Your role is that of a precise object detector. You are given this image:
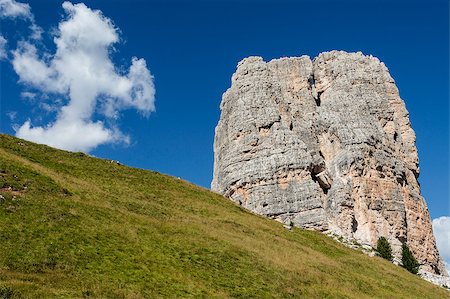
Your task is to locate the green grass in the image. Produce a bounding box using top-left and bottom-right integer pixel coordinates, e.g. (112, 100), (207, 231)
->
(0, 134), (448, 298)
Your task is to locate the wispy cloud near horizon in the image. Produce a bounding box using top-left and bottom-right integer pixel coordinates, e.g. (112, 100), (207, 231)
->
(432, 216), (450, 274)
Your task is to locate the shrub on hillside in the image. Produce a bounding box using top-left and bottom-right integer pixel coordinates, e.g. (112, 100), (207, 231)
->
(376, 236), (393, 261)
(401, 243), (420, 274)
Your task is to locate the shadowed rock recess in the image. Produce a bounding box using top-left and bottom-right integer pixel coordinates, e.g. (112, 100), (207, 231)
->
(211, 51), (447, 275)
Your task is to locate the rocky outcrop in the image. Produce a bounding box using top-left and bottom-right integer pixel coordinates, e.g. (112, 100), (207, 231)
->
(212, 51), (447, 275)
(420, 270), (450, 289)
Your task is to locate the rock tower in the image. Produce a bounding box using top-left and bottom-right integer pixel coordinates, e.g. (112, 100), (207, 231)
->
(212, 51), (446, 275)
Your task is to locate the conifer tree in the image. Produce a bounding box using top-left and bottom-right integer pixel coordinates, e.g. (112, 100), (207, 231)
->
(376, 236), (393, 261)
(401, 243), (420, 274)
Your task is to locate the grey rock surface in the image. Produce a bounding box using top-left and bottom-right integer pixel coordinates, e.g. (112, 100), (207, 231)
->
(420, 270), (450, 289)
(212, 51), (447, 275)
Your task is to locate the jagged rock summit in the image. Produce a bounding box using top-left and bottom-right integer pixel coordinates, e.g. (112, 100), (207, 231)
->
(212, 50), (447, 276)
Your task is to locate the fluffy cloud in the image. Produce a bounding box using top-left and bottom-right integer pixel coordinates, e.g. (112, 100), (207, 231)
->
(0, 0), (31, 19)
(0, 35), (6, 59)
(432, 216), (450, 273)
(12, 42), (62, 92)
(12, 2), (155, 152)
(16, 119), (119, 152)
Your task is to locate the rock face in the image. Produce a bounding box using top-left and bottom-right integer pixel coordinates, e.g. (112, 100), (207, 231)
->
(212, 51), (447, 275)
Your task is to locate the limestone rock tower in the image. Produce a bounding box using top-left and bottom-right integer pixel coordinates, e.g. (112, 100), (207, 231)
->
(212, 51), (446, 275)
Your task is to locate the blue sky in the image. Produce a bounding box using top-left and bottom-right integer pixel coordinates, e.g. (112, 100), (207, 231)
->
(0, 0), (449, 264)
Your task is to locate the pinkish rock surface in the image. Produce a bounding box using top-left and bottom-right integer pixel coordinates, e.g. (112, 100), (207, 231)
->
(212, 51), (447, 275)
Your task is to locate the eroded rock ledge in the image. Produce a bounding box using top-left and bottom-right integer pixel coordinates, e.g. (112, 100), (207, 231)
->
(212, 51), (447, 276)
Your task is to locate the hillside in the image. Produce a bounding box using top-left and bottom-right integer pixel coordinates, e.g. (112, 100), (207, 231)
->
(0, 134), (448, 298)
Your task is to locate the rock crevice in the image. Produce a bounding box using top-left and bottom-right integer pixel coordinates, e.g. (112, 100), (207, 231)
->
(212, 51), (446, 275)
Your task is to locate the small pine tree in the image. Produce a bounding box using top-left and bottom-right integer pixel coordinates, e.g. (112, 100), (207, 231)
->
(401, 243), (420, 274)
(376, 236), (393, 261)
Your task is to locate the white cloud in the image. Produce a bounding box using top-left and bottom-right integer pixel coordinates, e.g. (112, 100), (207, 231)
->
(445, 262), (450, 275)
(0, 0), (41, 39)
(0, 35), (6, 59)
(29, 22), (42, 40)
(12, 1), (155, 152)
(20, 91), (37, 100)
(0, 0), (31, 19)
(432, 216), (450, 273)
(12, 42), (64, 92)
(16, 119), (116, 152)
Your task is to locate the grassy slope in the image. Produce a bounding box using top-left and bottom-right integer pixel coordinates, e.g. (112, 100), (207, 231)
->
(0, 134), (448, 299)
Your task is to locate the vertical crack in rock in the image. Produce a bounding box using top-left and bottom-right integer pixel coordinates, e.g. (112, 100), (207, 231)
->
(211, 51), (447, 276)
(309, 74), (321, 107)
(352, 216), (358, 233)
